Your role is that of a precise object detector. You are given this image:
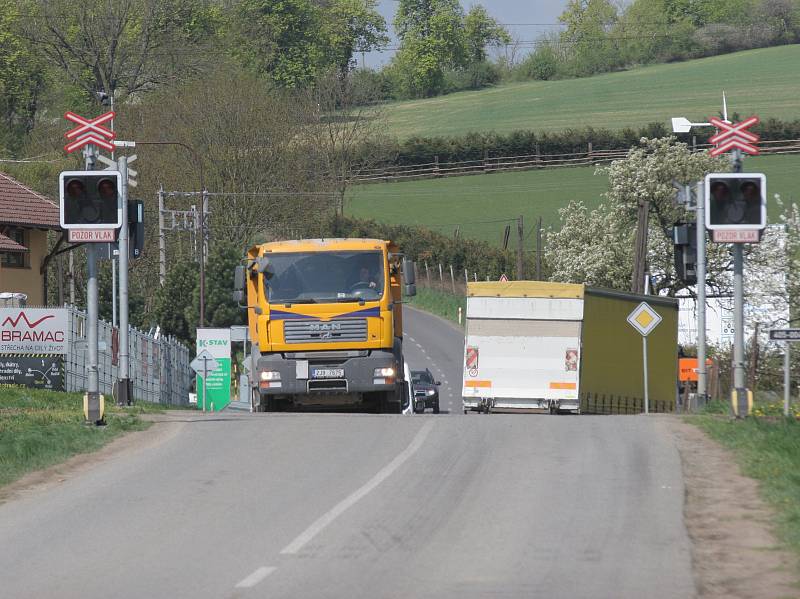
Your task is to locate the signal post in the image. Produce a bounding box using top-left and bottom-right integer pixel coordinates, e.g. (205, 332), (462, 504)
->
(61, 111), (122, 423)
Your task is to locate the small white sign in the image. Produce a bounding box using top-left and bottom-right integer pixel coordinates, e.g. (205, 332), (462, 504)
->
(627, 302), (662, 337)
(712, 229), (760, 243)
(190, 349), (220, 375)
(68, 229), (117, 243)
(0, 308), (68, 354)
(196, 328), (231, 359)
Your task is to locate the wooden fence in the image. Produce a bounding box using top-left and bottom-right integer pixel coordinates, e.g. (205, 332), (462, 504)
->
(352, 138), (800, 184)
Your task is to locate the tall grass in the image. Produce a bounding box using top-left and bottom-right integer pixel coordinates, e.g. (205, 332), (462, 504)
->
(0, 388), (166, 488)
(406, 286), (466, 327)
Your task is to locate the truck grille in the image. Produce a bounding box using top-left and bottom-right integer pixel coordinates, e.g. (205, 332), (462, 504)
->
(284, 319), (368, 344)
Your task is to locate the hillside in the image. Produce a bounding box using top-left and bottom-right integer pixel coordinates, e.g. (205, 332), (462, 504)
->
(378, 46), (800, 139)
(346, 154), (800, 245)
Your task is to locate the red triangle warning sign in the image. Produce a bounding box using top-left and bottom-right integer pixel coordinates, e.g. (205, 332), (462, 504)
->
(499, 273), (509, 282)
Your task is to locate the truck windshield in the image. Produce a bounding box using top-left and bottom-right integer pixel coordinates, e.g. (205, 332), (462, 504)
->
(265, 251), (385, 304)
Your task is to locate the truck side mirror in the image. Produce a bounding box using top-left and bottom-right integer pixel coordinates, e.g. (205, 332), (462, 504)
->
(234, 265), (246, 292)
(403, 258), (416, 285)
(233, 265), (247, 306)
(404, 283), (417, 297)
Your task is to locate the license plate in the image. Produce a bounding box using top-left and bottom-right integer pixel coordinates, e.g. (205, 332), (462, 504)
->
(312, 368), (344, 379)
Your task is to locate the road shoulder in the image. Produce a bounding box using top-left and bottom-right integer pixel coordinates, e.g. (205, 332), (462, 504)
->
(664, 417), (799, 599)
(0, 415), (186, 506)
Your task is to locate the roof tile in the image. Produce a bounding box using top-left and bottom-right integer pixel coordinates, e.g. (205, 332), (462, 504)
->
(0, 171), (60, 229)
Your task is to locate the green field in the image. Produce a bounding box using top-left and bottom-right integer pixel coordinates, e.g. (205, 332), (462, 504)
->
(346, 154), (800, 245)
(378, 46), (800, 139)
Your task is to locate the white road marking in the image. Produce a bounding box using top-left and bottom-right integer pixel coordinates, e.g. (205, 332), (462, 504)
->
(235, 566), (277, 588)
(407, 336), (416, 343)
(280, 421), (436, 555)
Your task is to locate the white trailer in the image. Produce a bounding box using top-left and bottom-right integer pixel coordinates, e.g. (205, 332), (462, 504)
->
(462, 281), (678, 415)
(463, 282), (582, 413)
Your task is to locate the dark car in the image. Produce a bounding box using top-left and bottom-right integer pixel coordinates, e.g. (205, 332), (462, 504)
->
(411, 369), (441, 414)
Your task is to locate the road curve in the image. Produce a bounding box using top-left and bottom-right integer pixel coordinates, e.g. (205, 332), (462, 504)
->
(0, 308), (696, 598)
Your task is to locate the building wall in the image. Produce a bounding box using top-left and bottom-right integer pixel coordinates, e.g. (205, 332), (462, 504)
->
(0, 229), (48, 305)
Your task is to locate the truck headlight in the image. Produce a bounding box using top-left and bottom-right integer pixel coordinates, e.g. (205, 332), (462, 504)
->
(426, 389), (436, 396)
(260, 371), (281, 381)
(374, 367), (395, 377)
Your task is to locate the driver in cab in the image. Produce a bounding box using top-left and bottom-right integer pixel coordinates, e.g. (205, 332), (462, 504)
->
(357, 266), (378, 289)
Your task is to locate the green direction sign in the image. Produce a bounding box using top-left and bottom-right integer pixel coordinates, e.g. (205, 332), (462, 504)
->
(196, 328), (231, 412)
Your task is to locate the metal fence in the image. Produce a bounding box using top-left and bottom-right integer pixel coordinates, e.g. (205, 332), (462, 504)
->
(63, 306), (191, 405)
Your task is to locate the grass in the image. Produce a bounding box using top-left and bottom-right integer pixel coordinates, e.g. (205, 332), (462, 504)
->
(0, 388), (170, 489)
(691, 407), (800, 559)
(406, 287), (465, 327)
(347, 153), (800, 245)
(378, 46), (800, 139)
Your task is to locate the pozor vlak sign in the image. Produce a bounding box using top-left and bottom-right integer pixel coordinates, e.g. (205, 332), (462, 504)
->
(195, 328), (231, 411)
(0, 308), (68, 354)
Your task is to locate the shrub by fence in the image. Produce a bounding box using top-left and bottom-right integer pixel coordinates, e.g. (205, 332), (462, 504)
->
(351, 118), (800, 181)
(328, 216), (541, 281)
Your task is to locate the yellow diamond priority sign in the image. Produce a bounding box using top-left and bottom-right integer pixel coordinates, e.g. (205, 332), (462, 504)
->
(627, 302), (662, 337)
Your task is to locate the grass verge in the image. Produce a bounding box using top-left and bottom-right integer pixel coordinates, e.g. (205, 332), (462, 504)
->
(0, 388), (170, 489)
(690, 403), (800, 559)
(406, 287), (465, 327)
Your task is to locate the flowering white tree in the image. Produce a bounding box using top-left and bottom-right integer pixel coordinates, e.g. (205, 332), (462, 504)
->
(547, 137), (733, 296)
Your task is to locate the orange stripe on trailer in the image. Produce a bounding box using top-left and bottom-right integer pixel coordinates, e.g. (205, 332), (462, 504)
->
(549, 382), (577, 390)
(464, 380), (492, 388)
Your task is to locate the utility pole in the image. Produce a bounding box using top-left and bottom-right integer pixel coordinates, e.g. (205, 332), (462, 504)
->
(117, 154), (131, 405)
(731, 149), (746, 394)
(83, 144), (102, 424)
(158, 186), (166, 286)
(199, 189), (208, 326)
(631, 199), (650, 294)
(695, 181), (708, 403)
(516, 215), (524, 280)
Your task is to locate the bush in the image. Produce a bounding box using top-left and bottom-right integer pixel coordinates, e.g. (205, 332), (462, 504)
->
(519, 46), (561, 81)
(326, 215), (538, 280)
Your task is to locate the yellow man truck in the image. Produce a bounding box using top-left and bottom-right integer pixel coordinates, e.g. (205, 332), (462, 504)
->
(233, 238), (416, 413)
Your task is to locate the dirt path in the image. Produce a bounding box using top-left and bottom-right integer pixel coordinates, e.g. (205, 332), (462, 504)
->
(664, 417), (799, 599)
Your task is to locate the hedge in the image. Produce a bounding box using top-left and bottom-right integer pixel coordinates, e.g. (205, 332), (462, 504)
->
(357, 118), (800, 169)
(327, 216), (540, 281)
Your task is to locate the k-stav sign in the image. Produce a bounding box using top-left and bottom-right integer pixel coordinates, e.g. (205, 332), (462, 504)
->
(0, 308), (68, 354)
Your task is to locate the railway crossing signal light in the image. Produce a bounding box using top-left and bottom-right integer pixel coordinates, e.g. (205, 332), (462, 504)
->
(59, 170), (123, 229)
(673, 223), (697, 285)
(704, 173), (766, 230)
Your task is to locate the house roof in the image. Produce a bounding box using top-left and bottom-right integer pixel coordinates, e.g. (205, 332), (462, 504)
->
(0, 233), (28, 252)
(0, 171), (61, 229)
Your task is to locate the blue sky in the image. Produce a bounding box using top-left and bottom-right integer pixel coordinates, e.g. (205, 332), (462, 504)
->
(362, 0), (571, 67)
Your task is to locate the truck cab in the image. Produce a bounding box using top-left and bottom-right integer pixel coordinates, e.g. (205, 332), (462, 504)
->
(233, 238), (416, 413)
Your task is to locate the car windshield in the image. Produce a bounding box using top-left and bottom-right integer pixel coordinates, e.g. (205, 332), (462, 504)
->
(412, 371), (433, 384)
(265, 250), (384, 304)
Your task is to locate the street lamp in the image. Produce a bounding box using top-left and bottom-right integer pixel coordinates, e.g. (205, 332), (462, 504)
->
(671, 117), (711, 134)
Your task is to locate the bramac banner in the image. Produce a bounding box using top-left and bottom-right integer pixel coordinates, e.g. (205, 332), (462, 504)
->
(0, 308), (68, 354)
(196, 328), (231, 412)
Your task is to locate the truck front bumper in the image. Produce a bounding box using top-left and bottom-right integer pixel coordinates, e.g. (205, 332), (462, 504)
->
(256, 350), (399, 395)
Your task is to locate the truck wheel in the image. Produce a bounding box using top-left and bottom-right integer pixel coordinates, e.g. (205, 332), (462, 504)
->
(433, 401), (440, 414)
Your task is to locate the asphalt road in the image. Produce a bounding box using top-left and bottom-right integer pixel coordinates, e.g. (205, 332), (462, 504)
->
(0, 309), (696, 599)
